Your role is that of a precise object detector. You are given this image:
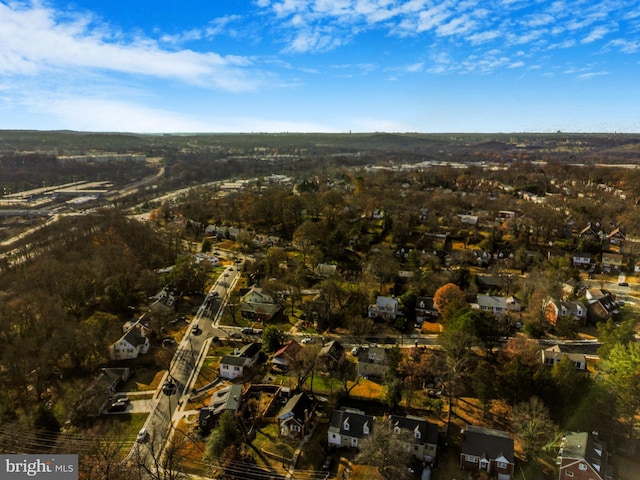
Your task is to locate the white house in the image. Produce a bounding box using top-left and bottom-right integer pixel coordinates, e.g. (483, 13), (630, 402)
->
(219, 343), (262, 380)
(328, 408), (374, 449)
(476, 295), (507, 315)
(368, 296), (399, 320)
(540, 345), (586, 370)
(109, 322), (150, 361)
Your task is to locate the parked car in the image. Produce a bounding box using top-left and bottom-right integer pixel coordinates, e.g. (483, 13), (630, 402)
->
(162, 337), (176, 347)
(351, 346), (359, 355)
(136, 427), (148, 443)
(108, 401), (128, 413)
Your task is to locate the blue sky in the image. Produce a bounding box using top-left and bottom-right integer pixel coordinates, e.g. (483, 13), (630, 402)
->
(1, 0), (639, 133)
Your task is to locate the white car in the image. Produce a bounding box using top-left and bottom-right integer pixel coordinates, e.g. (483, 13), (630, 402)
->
(301, 337), (313, 344)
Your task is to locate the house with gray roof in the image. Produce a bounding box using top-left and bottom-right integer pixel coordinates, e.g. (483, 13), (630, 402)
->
(240, 286), (281, 322)
(368, 295), (399, 320)
(199, 383), (244, 432)
(278, 392), (316, 439)
(328, 408), (374, 449)
(541, 345), (587, 370)
(356, 346), (387, 378)
(389, 415), (439, 463)
(219, 342), (262, 379)
(460, 425), (514, 480)
(544, 299), (587, 327)
(109, 321), (150, 361)
(557, 431), (613, 480)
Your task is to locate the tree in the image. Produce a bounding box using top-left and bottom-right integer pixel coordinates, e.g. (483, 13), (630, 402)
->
(334, 357), (361, 396)
(549, 356), (591, 425)
(261, 326), (283, 353)
(598, 341), (640, 438)
(472, 360), (496, 418)
(168, 255), (211, 293)
(205, 411), (241, 461)
(597, 318), (638, 359)
(367, 244), (399, 289)
(355, 424), (414, 480)
(385, 378), (404, 409)
(292, 220), (323, 265)
(433, 283), (466, 323)
(511, 396), (557, 460)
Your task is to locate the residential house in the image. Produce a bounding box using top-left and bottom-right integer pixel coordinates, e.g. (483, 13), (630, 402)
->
(572, 252), (593, 269)
(601, 252), (623, 272)
(240, 286), (281, 322)
(415, 297), (439, 323)
(579, 223), (601, 241)
(149, 287), (179, 313)
(540, 345), (587, 370)
(474, 275), (507, 293)
(77, 368), (131, 416)
(271, 340), (302, 371)
(586, 292), (620, 324)
(219, 343), (262, 380)
(109, 321), (150, 361)
(457, 214), (479, 226)
(199, 384), (243, 432)
(607, 227), (625, 247)
(460, 425), (515, 480)
(315, 263), (337, 278)
(389, 415), (439, 464)
(328, 408), (374, 449)
(476, 295), (507, 316)
(357, 346), (387, 378)
(368, 296), (399, 320)
(557, 431), (613, 480)
(278, 392), (316, 439)
(318, 340), (345, 371)
(505, 296), (522, 312)
(544, 299), (587, 327)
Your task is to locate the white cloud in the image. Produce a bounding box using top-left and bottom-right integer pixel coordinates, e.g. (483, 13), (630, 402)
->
(607, 38), (640, 53)
(582, 25), (609, 43)
(468, 30), (501, 44)
(436, 15), (476, 37)
(577, 71), (609, 79)
(0, 2), (262, 92)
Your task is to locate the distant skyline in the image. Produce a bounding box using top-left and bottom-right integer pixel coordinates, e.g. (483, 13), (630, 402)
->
(1, 0), (639, 133)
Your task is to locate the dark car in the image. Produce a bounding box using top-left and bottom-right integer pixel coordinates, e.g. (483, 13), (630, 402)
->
(192, 324), (202, 335)
(108, 401), (128, 413)
(241, 327), (254, 334)
(230, 332), (243, 339)
(162, 337), (176, 347)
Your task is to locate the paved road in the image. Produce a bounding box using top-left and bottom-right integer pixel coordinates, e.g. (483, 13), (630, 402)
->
(130, 257), (245, 476)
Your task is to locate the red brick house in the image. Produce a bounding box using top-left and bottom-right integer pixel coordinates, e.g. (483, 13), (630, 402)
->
(557, 431), (613, 480)
(460, 425), (515, 480)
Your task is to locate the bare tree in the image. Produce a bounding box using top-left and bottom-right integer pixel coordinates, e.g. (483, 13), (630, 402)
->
(511, 396), (557, 461)
(355, 424), (414, 480)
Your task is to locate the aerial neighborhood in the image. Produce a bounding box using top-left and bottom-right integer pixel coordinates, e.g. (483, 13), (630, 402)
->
(0, 132), (639, 480)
